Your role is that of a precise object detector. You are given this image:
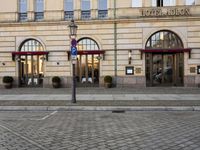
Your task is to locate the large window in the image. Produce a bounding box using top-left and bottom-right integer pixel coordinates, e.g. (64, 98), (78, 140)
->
(185, 0), (195, 5)
(64, 0), (74, 20)
(19, 0), (27, 21)
(132, 0), (142, 7)
(19, 39), (44, 87)
(77, 38), (100, 85)
(146, 30), (183, 49)
(78, 38), (99, 51)
(35, 0), (44, 21)
(81, 0), (90, 19)
(152, 0), (176, 7)
(98, 0), (107, 19)
(21, 40), (43, 52)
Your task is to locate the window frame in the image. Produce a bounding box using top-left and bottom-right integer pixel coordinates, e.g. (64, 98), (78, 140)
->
(19, 0), (28, 21)
(152, 0), (176, 7)
(185, 0), (195, 5)
(35, 0), (44, 21)
(132, 0), (142, 8)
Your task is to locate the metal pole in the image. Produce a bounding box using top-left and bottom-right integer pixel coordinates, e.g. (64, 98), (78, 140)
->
(72, 60), (76, 103)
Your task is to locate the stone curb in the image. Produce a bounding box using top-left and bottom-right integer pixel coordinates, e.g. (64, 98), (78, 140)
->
(0, 94), (200, 101)
(0, 106), (200, 111)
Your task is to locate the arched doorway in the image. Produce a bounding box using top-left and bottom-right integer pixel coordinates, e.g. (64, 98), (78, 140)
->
(18, 39), (45, 87)
(145, 30), (184, 86)
(76, 38), (101, 86)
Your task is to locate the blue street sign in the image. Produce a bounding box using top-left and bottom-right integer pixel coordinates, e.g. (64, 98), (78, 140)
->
(71, 46), (77, 56)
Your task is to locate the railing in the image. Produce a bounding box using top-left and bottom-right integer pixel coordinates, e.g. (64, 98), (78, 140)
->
(64, 11), (74, 20)
(81, 11), (91, 20)
(19, 13), (27, 21)
(98, 10), (108, 19)
(35, 12), (44, 21)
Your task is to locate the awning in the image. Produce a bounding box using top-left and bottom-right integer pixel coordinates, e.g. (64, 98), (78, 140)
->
(139, 48), (191, 53)
(67, 50), (105, 55)
(139, 48), (192, 59)
(12, 51), (49, 61)
(67, 50), (105, 60)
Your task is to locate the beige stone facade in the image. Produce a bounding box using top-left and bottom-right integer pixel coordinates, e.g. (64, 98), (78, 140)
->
(0, 0), (200, 88)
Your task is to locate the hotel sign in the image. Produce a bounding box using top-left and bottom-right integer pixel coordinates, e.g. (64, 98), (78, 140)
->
(141, 8), (190, 17)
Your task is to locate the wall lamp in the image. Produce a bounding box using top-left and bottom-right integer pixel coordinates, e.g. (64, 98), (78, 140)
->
(128, 50), (132, 65)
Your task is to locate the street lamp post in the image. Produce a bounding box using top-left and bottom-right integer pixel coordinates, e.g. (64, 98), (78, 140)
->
(69, 20), (78, 103)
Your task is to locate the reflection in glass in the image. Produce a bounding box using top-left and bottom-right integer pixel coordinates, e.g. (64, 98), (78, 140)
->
(146, 31), (183, 49)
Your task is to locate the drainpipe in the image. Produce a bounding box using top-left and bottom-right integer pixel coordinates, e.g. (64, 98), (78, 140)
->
(114, 0), (117, 87)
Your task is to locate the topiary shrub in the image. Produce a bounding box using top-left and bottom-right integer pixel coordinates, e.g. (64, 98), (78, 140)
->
(3, 76), (14, 83)
(104, 75), (112, 88)
(52, 76), (61, 88)
(2, 76), (14, 89)
(104, 75), (112, 83)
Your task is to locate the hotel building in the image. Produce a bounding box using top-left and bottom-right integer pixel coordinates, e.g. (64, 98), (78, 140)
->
(0, 0), (200, 88)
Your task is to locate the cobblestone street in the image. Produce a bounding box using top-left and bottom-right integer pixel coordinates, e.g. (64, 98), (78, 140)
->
(0, 111), (200, 150)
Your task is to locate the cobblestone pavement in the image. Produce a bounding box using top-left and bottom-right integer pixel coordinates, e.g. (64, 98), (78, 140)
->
(0, 111), (200, 150)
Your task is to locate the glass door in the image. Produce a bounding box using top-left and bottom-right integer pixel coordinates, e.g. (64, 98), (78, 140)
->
(76, 54), (99, 86)
(19, 55), (44, 87)
(146, 53), (184, 86)
(152, 54), (163, 86)
(163, 54), (173, 85)
(152, 54), (174, 86)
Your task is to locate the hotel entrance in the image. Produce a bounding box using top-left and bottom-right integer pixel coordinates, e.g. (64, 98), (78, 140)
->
(144, 30), (185, 87)
(146, 53), (184, 86)
(14, 39), (47, 87)
(76, 54), (100, 86)
(76, 38), (103, 86)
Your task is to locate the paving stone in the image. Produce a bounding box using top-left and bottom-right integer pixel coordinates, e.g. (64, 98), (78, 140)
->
(0, 111), (200, 149)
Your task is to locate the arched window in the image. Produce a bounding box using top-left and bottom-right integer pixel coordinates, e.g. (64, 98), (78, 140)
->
(20, 39), (44, 52)
(77, 38), (99, 51)
(146, 30), (183, 49)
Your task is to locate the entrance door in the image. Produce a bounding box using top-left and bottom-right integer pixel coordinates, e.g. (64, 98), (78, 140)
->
(20, 55), (44, 87)
(152, 54), (173, 86)
(76, 54), (99, 86)
(146, 53), (183, 86)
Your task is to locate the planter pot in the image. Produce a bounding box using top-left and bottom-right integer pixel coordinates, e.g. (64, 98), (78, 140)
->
(52, 82), (60, 88)
(104, 82), (112, 88)
(4, 83), (12, 89)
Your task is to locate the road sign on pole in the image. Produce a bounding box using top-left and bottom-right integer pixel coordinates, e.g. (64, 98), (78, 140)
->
(71, 39), (77, 47)
(71, 46), (77, 61)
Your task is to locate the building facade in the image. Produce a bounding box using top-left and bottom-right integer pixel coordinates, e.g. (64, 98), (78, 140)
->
(0, 0), (200, 88)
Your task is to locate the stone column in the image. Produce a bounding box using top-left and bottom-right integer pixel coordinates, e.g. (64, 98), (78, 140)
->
(91, 0), (98, 19)
(108, 0), (114, 19)
(27, 0), (34, 21)
(177, 0), (185, 5)
(144, 0), (152, 7)
(74, 0), (81, 20)
(195, 0), (200, 5)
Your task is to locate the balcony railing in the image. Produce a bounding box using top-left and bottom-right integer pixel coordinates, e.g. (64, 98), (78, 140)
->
(81, 11), (91, 20)
(98, 10), (108, 19)
(19, 13), (27, 21)
(64, 11), (74, 20)
(35, 12), (44, 21)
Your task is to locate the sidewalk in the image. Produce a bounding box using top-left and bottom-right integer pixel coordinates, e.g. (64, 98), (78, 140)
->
(0, 87), (200, 111)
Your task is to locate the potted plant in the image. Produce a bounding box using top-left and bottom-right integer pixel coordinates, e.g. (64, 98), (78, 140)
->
(52, 76), (61, 88)
(104, 75), (112, 88)
(2, 76), (14, 89)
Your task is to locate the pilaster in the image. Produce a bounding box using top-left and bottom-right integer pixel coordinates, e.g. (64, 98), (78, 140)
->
(74, 0), (81, 20)
(91, 0), (98, 19)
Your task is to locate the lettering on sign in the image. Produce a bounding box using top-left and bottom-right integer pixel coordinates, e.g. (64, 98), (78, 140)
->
(141, 8), (190, 17)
